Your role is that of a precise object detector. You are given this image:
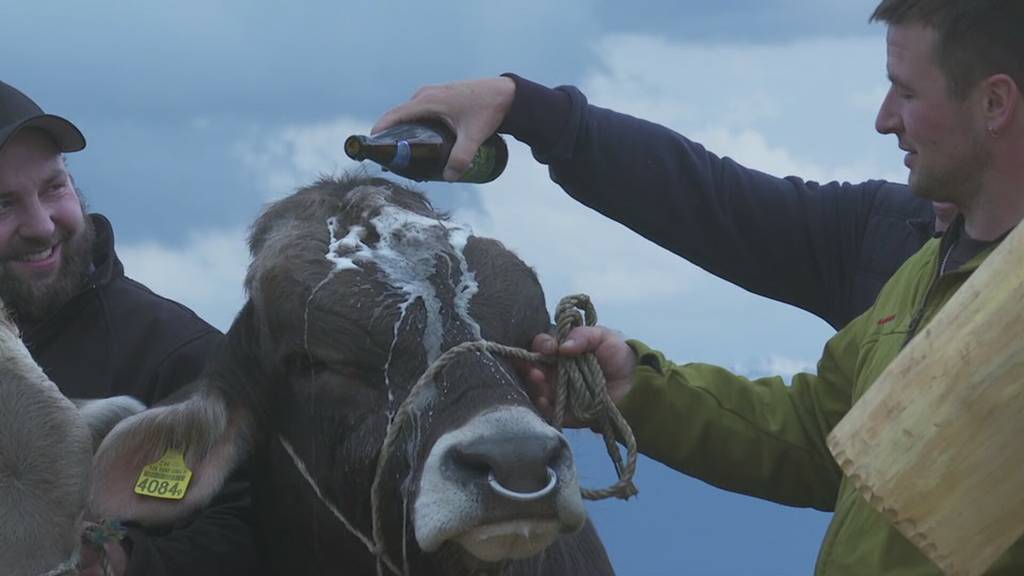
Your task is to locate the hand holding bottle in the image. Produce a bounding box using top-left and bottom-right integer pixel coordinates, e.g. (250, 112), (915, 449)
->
(371, 77), (516, 182)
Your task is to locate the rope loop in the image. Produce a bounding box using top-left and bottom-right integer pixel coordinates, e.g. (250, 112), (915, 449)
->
(83, 520), (128, 576)
(551, 295), (639, 501)
(38, 520), (128, 576)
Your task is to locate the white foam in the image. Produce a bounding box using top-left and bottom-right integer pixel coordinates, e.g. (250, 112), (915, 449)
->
(319, 203), (486, 414)
(448, 227), (482, 341)
(326, 217), (363, 271)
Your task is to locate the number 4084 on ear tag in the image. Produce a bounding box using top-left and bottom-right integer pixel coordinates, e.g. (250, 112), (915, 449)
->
(135, 449), (192, 500)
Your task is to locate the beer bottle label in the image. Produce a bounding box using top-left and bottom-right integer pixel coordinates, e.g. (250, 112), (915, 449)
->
(390, 140), (412, 170)
(460, 145), (496, 183)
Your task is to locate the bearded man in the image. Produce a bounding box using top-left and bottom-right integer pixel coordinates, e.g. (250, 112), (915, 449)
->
(0, 80), (259, 575)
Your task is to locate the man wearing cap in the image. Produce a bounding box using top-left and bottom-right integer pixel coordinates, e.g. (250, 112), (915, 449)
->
(0, 81), (258, 575)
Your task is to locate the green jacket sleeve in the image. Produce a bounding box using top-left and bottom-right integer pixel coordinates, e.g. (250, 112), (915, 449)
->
(619, 319), (862, 511)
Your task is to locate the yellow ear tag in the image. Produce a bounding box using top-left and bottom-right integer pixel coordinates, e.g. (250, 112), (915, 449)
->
(134, 449), (192, 500)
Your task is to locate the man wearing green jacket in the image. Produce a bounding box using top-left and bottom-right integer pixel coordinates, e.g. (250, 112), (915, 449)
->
(526, 1), (1024, 573)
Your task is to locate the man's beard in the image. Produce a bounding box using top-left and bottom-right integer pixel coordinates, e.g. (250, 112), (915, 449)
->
(0, 215), (96, 327)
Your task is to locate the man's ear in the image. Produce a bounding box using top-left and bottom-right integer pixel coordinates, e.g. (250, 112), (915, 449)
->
(980, 73), (1020, 136)
(88, 382), (253, 526)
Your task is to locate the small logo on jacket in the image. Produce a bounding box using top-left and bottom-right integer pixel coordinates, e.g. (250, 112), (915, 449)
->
(877, 314), (897, 326)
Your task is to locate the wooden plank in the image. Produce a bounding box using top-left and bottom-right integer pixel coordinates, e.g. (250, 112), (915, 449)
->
(827, 222), (1024, 576)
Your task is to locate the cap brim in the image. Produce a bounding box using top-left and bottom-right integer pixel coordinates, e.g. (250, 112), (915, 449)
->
(0, 114), (86, 153)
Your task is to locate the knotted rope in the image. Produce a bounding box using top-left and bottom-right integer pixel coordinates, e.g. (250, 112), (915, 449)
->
(368, 293), (639, 572)
(38, 521), (126, 576)
(83, 521), (127, 576)
(550, 294), (639, 501)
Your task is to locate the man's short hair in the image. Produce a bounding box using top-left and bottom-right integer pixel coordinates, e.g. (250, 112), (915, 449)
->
(870, 0), (1024, 100)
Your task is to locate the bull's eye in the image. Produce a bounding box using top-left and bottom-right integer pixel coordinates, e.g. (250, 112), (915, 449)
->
(286, 353), (378, 391)
(332, 364), (367, 381)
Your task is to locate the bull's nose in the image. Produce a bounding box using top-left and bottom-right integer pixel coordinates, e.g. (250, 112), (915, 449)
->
(452, 432), (566, 496)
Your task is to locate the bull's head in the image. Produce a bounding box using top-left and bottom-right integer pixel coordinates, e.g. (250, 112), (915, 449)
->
(90, 176), (612, 575)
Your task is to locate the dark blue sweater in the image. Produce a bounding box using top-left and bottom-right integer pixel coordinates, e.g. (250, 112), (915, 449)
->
(499, 75), (935, 330)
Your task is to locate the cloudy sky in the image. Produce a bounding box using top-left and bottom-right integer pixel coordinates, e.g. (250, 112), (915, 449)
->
(5, 1), (909, 573)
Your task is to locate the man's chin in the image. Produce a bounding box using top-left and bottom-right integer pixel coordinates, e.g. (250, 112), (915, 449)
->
(0, 272), (88, 326)
(7, 251), (63, 284)
(0, 226), (95, 325)
(908, 173), (945, 202)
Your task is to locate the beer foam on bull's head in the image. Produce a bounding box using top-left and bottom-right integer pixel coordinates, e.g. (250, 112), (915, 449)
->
(447, 226), (481, 343)
(322, 202), (483, 414)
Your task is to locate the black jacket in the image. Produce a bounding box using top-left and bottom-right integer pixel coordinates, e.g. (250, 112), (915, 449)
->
(500, 75), (936, 330)
(24, 214), (259, 576)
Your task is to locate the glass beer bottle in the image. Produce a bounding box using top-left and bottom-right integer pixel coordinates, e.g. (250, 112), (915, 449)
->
(344, 120), (508, 184)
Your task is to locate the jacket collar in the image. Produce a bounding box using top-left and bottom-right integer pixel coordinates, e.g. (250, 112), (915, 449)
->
(88, 213), (125, 289)
(906, 215), (938, 241)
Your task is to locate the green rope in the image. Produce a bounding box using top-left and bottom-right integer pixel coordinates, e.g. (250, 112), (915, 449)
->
(37, 521), (127, 576)
(82, 520), (127, 576)
(82, 520), (127, 547)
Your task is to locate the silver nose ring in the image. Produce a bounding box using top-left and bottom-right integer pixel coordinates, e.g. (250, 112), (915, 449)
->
(487, 467), (557, 501)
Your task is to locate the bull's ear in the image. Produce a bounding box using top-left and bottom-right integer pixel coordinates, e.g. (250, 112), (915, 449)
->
(88, 382), (253, 526)
(72, 396), (146, 451)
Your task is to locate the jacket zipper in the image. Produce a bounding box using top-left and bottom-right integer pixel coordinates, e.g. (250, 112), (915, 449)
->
(902, 242), (951, 347)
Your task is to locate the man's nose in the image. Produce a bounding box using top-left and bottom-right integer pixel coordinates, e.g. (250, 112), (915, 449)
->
(875, 88), (901, 135)
(17, 198), (56, 243)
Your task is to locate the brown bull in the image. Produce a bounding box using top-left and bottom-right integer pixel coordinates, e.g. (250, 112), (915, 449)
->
(90, 176), (615, 575)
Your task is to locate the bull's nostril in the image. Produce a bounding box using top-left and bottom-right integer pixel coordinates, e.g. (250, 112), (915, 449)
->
(452, 450), (491, 478)
(450, 433), (564, 495)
